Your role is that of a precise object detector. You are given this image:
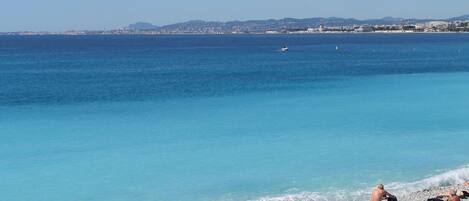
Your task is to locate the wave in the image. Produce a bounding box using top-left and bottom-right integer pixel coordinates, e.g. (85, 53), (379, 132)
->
(253, 190), (368, 201)
(386, 164), (469, 194)
(252, 165), (469, 201)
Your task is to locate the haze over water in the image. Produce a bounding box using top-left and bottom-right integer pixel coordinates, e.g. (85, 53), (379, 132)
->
(1, 34), (469, 201)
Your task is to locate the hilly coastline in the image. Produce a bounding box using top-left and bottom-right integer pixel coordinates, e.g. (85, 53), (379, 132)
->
(128, 15), (469, 33)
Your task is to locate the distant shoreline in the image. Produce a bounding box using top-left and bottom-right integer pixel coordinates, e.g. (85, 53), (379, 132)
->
(1, 32), (469, 36)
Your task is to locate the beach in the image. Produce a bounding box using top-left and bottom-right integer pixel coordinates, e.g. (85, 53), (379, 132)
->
(256, 184), (469, 201)
(399, 184), (468, 201)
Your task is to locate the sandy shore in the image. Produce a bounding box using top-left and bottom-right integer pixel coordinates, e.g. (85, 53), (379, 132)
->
(399, 184), (468, 201)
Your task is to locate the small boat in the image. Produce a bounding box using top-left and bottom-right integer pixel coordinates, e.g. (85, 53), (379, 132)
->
(281, 46), (289, 52)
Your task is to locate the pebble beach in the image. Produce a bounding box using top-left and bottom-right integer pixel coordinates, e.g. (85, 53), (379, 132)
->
(399, 184), (468, 201)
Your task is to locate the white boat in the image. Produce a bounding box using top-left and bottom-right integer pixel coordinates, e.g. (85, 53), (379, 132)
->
(281, 46), (289, 52)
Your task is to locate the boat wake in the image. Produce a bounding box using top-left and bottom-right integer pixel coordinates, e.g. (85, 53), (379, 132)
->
(253, 165), (469, 201)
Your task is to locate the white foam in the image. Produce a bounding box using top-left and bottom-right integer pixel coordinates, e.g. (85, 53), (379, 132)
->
(253, 190), (368, 201)
(252, 165), (469, 201)
(386, 164), (469, 194)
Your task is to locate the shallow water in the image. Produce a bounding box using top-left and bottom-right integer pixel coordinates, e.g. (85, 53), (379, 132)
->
(1, 34), (469, 201)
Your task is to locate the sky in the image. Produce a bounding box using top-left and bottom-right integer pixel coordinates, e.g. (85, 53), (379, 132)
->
(1, 0), (468, 31)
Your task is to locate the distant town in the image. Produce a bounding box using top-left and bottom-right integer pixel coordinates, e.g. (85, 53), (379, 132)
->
(2, 15), (469, 35)
(266, 21), (469, 34)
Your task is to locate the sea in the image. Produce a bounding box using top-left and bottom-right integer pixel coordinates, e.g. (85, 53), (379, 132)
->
(1, 34), (469, 201)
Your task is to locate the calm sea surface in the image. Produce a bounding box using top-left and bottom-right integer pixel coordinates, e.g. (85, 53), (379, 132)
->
(1, 34), (469, 201)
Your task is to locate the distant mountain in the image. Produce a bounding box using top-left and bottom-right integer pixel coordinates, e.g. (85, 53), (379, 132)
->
(449, 14), (469, 21)
(127, 15), (469, 33)
(127, 22), (158, 30)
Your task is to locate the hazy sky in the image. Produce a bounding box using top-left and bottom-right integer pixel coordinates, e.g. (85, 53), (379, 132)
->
(1, 0), (468, 31)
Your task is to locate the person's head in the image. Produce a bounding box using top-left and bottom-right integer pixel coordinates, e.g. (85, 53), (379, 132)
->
(377, 184), (384, 190)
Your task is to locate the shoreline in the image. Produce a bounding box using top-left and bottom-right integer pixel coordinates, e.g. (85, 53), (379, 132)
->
(1, 32), (469, 36)
(255, 184), (469, 201)
(400, 184), (468, 201)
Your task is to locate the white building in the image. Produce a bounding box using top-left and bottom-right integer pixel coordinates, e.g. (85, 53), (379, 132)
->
(427, 21), (449, 28)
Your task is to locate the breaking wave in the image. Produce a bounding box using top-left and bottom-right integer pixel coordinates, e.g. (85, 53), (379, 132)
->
(253, 165), (469, 201)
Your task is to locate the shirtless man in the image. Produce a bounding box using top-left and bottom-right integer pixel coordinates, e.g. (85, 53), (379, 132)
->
(370, 184), (397, 201)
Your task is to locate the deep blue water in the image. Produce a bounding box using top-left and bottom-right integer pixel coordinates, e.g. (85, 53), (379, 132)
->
(1, 34), (469, 105)
(1, 34), (469, 201)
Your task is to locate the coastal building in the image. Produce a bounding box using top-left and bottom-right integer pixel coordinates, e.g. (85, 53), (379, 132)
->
(318, 24), (325, 32)
(426, 21), (450, 31)
(306, 28), (316, 33)
(265, 30), (280, 34)
(354, 25), (374, 32)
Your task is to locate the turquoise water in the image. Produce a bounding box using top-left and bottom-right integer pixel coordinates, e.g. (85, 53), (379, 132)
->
(1, 34), (469, 201)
